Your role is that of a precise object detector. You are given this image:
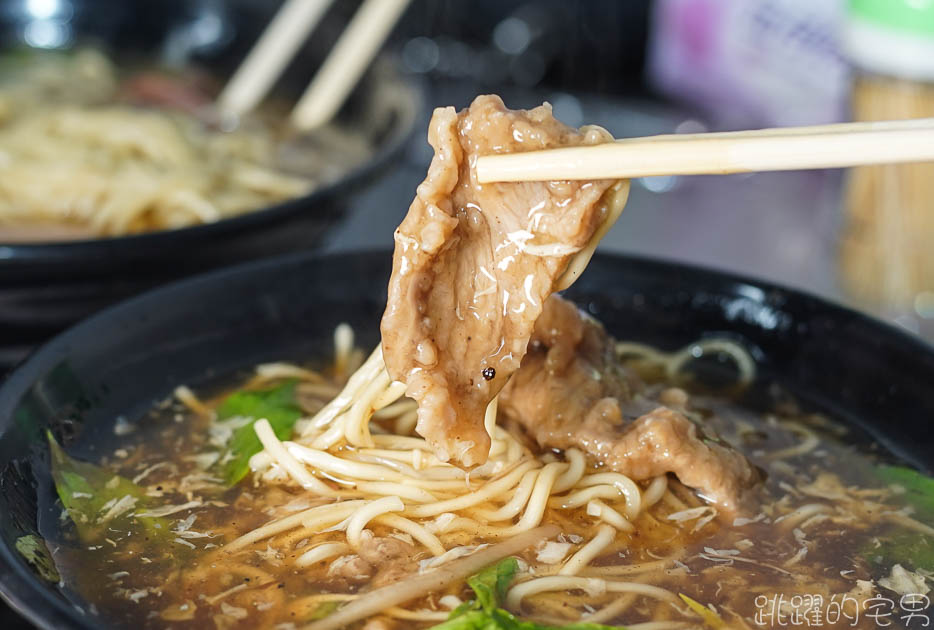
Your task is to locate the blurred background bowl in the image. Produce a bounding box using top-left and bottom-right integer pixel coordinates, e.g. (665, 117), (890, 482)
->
(0, 0), (422, 363)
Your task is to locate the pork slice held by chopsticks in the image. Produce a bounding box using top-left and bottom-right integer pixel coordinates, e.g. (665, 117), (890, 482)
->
(381, 95), (628, 467)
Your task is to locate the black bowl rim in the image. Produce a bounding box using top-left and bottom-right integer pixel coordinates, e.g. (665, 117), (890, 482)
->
(1, 248), (933, 629)
(0, 66), (422, 260)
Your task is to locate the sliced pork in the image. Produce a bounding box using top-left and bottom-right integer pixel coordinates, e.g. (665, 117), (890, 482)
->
(381, 95), (626, 467)
(499, 295), (760, 515)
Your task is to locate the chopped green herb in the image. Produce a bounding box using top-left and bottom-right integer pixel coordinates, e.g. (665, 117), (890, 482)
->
(215, 380), (303, 485)
(15, 534), (60, 582)
(876, 465), (934, 522)
(864, 532), (934, 572)
(47, 431), (168, 543)
(859, 465), (934, 572)
(468, 555), (519, 612)
(430, 558), (625, 630)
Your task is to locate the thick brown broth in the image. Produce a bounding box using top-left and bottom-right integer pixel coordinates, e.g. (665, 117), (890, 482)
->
(40, 353), (933, 630)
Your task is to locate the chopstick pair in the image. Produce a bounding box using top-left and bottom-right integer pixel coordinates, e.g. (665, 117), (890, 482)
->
(220, 2), (934, 178)
(475, 117), (934, 183)
(217, 0), (410, 131)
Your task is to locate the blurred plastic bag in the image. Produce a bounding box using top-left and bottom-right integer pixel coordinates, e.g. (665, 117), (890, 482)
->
(648, 0), (849, 128)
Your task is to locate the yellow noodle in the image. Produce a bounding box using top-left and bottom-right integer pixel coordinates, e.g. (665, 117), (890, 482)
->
(506, 462), (566, 534)
(277, 525), (331, 549)
(586, 499), (634, 532)
(552, 448), (586, 494)
(346, 497), (405, 549)
(660, 490), (689, 512)
(383, 607), (449, 621)
(296, 382), (343, 399)
(373, 399), (418, 420)
(555, 180), (630, 290)
(559, 524), (617, 576)
(255, 362), (326, 384)
(552, 486), (628, 511)
(356, 448), (429, 464)
(254, 419), (335, 494)
(774, 503), (831, 530)
(285, 442), (407, 482)
(576, 473), (642, 517)
(405, 461), (538, 518)
(375, 513), (446, 556)
(642, 476), (669, 508)
(309, 416), (348, 450)
(616, 338), (755, 387)
(506, 576), (677, 610)
(343, 368), (395, 447)
(354, 482), (438, 503)
(333, 324), (355, 378)
(295, 542), (351, 568)
(303, 347), (385, 435)
(761, 421), (821, 461)
(225, 501), (365, 552)
(173, 385), (213, 417)
(369, 434), (435, 451)
(472, 469), (539, 522)
(483, 397), (499, 441)
(579, 592), (638, 624)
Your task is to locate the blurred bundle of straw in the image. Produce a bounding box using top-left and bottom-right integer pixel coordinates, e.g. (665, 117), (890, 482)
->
(839, 77), (934, 311)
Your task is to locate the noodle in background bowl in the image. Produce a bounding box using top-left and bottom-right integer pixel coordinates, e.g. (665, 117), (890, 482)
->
(0, 249), (931, 629)
(0, 0), (421, 363)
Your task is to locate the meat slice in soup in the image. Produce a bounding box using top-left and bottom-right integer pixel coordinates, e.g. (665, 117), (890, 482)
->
(381, 94), (626, 467)
(500, 295), (760, 515)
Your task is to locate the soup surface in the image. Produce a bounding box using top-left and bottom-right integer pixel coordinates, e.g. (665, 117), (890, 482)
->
(31, 324), (934, 630)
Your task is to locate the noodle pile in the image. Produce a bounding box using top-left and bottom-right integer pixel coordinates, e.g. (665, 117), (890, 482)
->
(170, 325), (761, 629)
(0, 50), (313, 236)
(107, 322), (932, 630)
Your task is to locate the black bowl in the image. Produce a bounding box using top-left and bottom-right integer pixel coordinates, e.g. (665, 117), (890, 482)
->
(0, 250), (932, 628)
(0, 0), (421, 356)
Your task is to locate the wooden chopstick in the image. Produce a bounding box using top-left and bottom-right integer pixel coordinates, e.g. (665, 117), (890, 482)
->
(475, 118), (934, 183)
(291, 0), (411, 131)
(218, 0), (334, 117)
(218, 0), (409, 130)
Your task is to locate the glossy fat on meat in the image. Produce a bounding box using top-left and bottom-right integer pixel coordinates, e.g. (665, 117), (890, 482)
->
(358, 531), (418, 588)
(501, 292), (642, 434)
(381, 95), (622, 467)
(600, 407), (759, 516)
(499, 295), (760, 516)
(356, 531), (414, 565)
